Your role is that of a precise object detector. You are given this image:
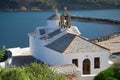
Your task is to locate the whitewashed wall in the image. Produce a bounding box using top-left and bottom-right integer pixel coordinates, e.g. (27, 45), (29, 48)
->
(29, 35), (64, 66)
(63, 52), (109, 75)
(29, 35), (45, 61)
(43, 47), (64, 66)
(46, 20), (60, 33)
(91, 52), (109, 74)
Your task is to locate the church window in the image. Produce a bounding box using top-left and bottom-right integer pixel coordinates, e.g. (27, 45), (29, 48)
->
(59, 21), (60, 27)
(72, 59), (78, 67)
(94, 57), (100, 68)
(39, 29), (45, 35)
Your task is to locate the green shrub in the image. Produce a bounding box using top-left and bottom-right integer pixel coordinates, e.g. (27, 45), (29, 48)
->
(24, 62), (64, 80)
(94, 68), (115, 80)
(94, 62), (120, 80)
(0, 62), (65, 80)
(0, 66), (30, 80)
(111, 62), (120, 79)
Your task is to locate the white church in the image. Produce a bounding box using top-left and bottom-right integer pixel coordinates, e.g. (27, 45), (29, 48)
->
(29, 8), (110, 77)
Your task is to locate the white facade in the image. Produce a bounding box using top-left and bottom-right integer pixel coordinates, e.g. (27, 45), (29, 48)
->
(29, 9), (110, 78)
(63, 52), (109, 75)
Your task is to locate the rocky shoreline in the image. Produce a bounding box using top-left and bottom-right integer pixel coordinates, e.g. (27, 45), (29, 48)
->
(91, 32), (120, 43)
(96, 32), (120, 54)
(71, 16), (120, 24)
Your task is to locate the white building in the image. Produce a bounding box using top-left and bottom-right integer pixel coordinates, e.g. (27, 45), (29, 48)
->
(29, 8), (110, 77)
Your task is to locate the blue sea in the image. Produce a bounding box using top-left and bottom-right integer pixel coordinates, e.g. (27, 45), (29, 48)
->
(0, 9), (120, 49)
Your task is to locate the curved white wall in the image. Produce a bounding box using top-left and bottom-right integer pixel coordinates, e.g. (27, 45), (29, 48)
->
(29, 35), (45, 61)
(46, 20), (60, 33)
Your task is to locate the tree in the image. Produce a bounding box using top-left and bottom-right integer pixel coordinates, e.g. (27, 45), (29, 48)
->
(0, 62), (65, 80)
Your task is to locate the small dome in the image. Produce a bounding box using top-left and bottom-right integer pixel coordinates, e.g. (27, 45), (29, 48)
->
(47, 13), (60, 20)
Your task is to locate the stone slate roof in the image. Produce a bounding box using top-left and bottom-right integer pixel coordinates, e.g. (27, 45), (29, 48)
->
(45, 33), (109, 54)
(40, 29), (61, 40)
(47, 13), (60, 20)
(64, 35), (109, 54)
(51, 64), (80, 74)
(48, 29), (61, 38)
(46, 33), (75, 53)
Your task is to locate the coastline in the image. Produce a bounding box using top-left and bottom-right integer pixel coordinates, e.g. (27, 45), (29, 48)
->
(91, 32), (120, 43)
(96, 33), (120, 54)
(0, 7), (120, 12)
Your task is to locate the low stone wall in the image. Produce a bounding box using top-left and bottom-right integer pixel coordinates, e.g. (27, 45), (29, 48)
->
(90, 32), (120, 43)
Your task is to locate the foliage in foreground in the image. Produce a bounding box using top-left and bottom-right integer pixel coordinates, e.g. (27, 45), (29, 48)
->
(0, 46), (6, 60)
(94, 62), (120, 80)
(0, 62), (64, 80)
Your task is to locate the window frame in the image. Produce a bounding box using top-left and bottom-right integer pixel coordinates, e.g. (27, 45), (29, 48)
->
(72, 59), (78, 67)
(94, 57), (100, 69)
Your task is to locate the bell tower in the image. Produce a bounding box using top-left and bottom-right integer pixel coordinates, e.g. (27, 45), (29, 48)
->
(60, 7), (71, 28)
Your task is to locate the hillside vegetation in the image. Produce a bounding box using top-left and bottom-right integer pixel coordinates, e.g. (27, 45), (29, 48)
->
(0, 0), (120, 11)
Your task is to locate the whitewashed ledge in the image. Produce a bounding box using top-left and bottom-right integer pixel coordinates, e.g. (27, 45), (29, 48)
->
(8, 47), (30, 56)
(0, 47), (30, 68)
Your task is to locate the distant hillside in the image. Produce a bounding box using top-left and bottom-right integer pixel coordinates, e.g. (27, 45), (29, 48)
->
(0, 0), (120, 11)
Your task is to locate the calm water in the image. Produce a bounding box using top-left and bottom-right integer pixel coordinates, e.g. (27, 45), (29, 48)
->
(0, 9), (120, 49)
